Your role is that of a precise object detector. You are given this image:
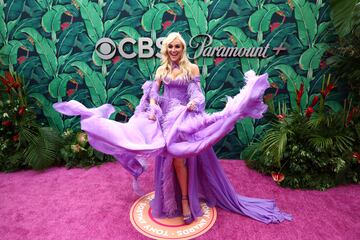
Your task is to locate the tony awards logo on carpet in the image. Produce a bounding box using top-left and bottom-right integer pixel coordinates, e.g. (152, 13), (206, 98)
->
(130, 192), (217, 240)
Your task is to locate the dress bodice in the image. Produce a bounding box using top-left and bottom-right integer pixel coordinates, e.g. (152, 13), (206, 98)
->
(161, 75), (191, 104)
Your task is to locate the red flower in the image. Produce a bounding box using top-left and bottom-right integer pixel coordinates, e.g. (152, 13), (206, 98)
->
(346, 107), (360, 126)
(320, 83), (335, 98)
(162, 20), (172, 30)
(66, 89), (75, 96)
(310, 95), (319, 107)
(270, 82), (278, 88)
(320, 59), (327, 69)
(270, 22), (281, 32)
(2, 120), (12, 127)
(61, 22), (70, 31)
(12, 133), (20, 142)
(296, 83), (304, 106)
(353, 152), (360, 163)
(112, 55), (121, 64)
(271, 172), (285, 183)
(264, 93), (273, 102)
(0, 71), (21, 91)
(305, 106), (315, 118)
(18, 106), (26, 116)
(12, 82), (21, 89)
(17, 56), (27, 64)
(276, 114), (286, 120)
(214, 57), (224, 65)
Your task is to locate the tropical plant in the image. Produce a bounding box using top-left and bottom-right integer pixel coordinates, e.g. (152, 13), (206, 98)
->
(243, 76), (360, 190)
(0, 71), (63, 171)
(58, 129), (114, 168)
(328, 0), (360, 104)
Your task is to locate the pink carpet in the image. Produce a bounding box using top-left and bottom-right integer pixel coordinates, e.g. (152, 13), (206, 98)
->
(0, 160), (359, 240)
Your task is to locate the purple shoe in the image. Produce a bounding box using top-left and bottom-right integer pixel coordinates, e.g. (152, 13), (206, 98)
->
(182, 195), (193, 225)
(183, 214), (194, 225)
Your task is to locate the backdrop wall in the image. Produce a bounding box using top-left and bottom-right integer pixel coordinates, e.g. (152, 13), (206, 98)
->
(0, 0), (338, 158)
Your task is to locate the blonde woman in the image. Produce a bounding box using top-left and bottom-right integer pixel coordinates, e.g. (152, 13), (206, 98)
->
(54, 32), (292, 225)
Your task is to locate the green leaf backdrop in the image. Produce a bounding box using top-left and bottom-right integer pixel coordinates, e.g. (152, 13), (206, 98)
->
(0, 0), (338, 159)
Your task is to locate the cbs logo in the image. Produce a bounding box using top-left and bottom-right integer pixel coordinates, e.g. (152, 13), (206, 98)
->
(95, 37), (165, 60)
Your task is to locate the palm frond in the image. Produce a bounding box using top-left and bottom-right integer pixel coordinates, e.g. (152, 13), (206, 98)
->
(24, 127), (63, 170)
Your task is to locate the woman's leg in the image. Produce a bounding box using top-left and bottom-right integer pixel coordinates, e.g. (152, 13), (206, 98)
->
(173, 158), (191, 217)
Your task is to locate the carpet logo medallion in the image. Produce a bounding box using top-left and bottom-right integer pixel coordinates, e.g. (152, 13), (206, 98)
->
(130, 192), (217, 239)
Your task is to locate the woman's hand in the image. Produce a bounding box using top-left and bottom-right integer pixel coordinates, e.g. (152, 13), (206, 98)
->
(148, 113), (156, 121)
(148, 102), (158, 121)
(187, 100), (197, 111)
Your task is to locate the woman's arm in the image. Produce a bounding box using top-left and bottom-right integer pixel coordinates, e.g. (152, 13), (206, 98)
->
(150, 78), (161, 104)
(148, 69), (163, 120)
(187, 64), (205, 112)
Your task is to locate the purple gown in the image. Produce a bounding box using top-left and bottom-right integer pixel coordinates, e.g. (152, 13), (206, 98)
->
(53, 70), (292, 224)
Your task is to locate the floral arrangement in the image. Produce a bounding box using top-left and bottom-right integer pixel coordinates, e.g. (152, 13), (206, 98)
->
(243, 76), (360, 190)
(0, 71), (113, 172)
(58, 129), (114, 168)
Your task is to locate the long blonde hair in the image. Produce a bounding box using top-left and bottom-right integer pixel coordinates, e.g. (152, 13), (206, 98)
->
(155, 32), (193, 81)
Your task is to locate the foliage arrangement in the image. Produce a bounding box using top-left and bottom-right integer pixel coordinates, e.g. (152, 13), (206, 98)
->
(58, 128), (114, 168)
(243, 76), (360, 190)
(0, 71), (63, 171)
(0, 0), (337, 159)
(329, 0), (360, 104)
(0, 71), (113, 172)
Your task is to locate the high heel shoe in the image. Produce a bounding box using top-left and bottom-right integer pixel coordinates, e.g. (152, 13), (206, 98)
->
(182, 195), (194, 225)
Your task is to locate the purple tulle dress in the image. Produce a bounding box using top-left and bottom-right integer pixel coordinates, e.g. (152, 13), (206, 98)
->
(53, 69), (293, 224)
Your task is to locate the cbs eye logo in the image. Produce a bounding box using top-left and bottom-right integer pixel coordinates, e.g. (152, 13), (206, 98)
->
(95, 37), (165, 60)
(95, 38), (116, 60)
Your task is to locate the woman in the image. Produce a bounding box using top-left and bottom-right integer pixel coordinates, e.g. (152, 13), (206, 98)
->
(53, 32), (292, 225)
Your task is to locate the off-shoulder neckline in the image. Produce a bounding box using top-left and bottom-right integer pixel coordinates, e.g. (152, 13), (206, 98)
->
(155, 74), (200, 85)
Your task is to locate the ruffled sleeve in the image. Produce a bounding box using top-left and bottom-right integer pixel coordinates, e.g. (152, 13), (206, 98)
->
(149, 79), (161, 103)
(187, 75), (205, 112)
(148, 79), (163, 118)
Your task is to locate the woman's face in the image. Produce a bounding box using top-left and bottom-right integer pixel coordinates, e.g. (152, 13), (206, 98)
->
(167, 38), (183, 63)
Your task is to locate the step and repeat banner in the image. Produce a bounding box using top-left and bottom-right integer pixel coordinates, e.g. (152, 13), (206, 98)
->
(0, 0), (336, 158)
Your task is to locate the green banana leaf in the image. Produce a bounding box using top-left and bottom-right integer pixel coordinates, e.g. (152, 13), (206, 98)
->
(10, 17), (41, 40)
(293, 0), (317, 47)
(57, 22), (84, 56)
(77, 0), (104, 43)
(236, 118), (255, 145)
(41, 5), (67, 40)
(183, 0), (208, 36)
(71, 61), (107, 106)
(299, 43), (329, 71)
(48, 73), (73, 100)
(21, 27), (58, 76)
(103, 0), (125, 21)
(4, 0), (25, 22)
(137, 57), (156, 78)
(0, 5), (7, 44)
(141, 3), (171, 32)
(249, 4), (280, 33)
(106, 60), (133, 88)
(208, 0), (232, 19)
(0, 40), (22, 65)
(223, 26), (259, 73)
(29, 92), (64, 132)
